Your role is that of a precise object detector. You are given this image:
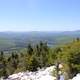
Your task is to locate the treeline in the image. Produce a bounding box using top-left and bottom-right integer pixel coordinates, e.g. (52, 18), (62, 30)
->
(0, 39), (80, 79)
(0, 41), (55, 78)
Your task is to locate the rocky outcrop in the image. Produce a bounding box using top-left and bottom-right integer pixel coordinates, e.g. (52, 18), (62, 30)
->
(4, 66), (56, 80)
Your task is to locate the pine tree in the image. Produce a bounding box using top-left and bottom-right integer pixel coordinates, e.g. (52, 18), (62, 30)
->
(27, 44), (33, 55)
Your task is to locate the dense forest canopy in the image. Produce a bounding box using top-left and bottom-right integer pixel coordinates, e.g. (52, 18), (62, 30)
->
(0, 38), (80, 79)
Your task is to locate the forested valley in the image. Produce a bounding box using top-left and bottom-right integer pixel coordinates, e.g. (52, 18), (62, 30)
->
(0, 38), (80, 79)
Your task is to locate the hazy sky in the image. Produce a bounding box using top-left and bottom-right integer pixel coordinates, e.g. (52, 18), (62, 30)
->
(0, 0), (80, 31)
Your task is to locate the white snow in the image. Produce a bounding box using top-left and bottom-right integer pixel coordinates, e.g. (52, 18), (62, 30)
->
(5, 66), (56, 80)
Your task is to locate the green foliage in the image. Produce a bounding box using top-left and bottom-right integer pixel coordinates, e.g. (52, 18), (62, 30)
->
(0, 39), (80, 79)
(55, 38), (80, 78)
(27, 44), (33, 56)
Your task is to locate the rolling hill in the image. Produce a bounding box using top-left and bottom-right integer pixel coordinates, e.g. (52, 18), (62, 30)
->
(0, 31), (79, 51)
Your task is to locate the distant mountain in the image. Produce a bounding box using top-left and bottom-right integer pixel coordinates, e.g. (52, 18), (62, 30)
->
(0, 31), (80, 51)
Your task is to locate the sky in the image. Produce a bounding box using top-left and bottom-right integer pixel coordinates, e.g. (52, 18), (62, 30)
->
(0, 0), (80, 31)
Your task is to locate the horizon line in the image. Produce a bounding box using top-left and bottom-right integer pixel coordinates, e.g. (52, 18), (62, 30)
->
(0, 30), (80, 32)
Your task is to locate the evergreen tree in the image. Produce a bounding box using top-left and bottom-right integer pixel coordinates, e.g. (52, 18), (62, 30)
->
(0, 51), (4, 61)
(27, 44), (33, 55)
